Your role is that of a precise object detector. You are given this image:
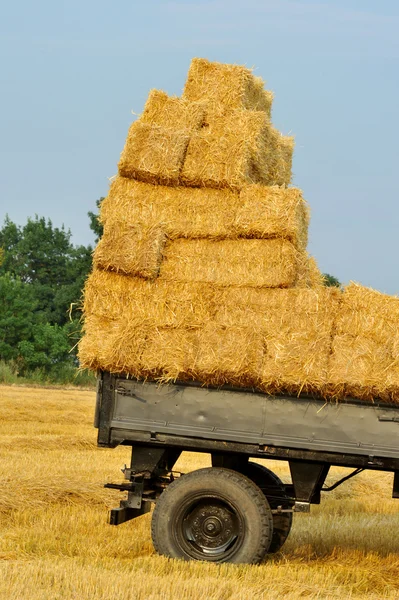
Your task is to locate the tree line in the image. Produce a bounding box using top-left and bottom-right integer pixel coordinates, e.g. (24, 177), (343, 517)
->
(0, 205), (103, 383)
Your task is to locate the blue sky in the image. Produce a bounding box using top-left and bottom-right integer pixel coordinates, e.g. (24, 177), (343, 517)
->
(1, 0), (398, 293)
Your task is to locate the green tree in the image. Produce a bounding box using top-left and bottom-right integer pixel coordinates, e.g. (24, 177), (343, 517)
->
(88, 198), (104, 243)
(0, 215), (93, 327)
(323, 273), (341, 288)
(0, 274), (37, 362)
(0, 214), (94, 376)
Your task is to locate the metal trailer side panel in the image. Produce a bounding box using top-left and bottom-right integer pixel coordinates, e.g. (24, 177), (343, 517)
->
(107, 379), (399, 460)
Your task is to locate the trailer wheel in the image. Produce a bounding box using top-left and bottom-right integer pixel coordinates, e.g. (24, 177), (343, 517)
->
(241, 462), (293, 553)
(151, 467), (273, 564)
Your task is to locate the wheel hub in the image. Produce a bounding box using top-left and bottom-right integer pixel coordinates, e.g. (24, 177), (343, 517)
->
(184, 502), (239, 553)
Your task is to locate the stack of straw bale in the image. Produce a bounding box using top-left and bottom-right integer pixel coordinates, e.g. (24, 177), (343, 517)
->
(79, 58), (399, 402)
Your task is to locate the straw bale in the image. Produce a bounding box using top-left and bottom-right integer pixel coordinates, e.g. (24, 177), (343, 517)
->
(183, 58), (273, 116)
(78, 316), (133, 373)
(141, 89), (205, 131)
(335, 283), (399, 345)
(100, 177), (308, 245)
(260, 322), (333, 396)
(192, 324), (263, 387)
(296, 255), (325, 288)
(93, 222), (166, 279)
(235, 185), (309, 249)
(180, 110), (273, 190)
(84, 269), (218, 329)
(265, 131), (294, 186)
(118, 121), (189, 185)
(100, 177), (239, 239)
(140, 328), (199, 381)
(328, 334), (396, 402)
(160, 238), (300, 288)
(181, 109), (293, 189)
(83, 270), (152, 321)
(214, 287), (341, 329)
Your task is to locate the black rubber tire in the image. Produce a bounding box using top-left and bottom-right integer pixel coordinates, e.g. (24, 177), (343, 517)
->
(151, 467), (273, 564)
(241, 462), (293, 553)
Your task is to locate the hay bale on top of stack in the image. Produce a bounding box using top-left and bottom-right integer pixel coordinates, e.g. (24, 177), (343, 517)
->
(79, 57), (399, 402)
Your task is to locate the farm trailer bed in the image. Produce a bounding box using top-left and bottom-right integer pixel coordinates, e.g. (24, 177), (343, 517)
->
(95, 371), (399, 564)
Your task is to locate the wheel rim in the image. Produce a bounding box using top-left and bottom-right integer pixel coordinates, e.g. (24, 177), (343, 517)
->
(175, 494), (244, 561)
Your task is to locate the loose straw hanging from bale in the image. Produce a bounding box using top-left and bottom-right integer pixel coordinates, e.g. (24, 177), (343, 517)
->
(159, 238), (300, 288)
(183, 57), (273, 117)
(99, 177), (308, 246)
(118, 121), (189, 185)
(141, 89), (206, 131)
(93, 223), (166, 279)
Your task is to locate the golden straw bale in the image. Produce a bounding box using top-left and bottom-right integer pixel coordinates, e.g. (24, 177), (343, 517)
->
(100, 177), (306, 244)
(83, 270), (152, 321)
(180, 110), (273, 190)
(264, 130), (295, 186)
(192, 324), (263, 387)
(118, 121), (189, 185)
(328, 334), (395, 402)
(78, 316), (121, 372)
(102, 324), (148, 377)
(307, 257), (325, 288)
(215, 287), (341, 329)
(140, 328), (199, 381)
(83, 269), (218, 329)
(100, 177), (239, 239)
(141, 89), (205, 131)
(181, 109), (292, 189)
(93, 222), (166, 279)
(296, 255), (325, 288)
(235, 185), (309, 248)
(261, 324), (333, 396)
(335, 283), (399, 345)
(183, 58), (273, 116)
(160, 238), (300, 288)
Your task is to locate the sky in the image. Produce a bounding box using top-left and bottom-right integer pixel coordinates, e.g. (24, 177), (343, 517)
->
(1, 0), (398, 293)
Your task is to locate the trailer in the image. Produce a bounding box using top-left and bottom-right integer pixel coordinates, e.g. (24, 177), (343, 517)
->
(95, 371), (399, 564)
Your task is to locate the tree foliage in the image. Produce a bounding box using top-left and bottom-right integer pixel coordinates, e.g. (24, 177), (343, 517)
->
(87, 198), (104, 243)
(0, 213), (95, 376)
(322, 273), (341, 288)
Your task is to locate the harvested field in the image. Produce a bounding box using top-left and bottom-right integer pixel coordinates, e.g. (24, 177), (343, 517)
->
(2, 385), (399, 600)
